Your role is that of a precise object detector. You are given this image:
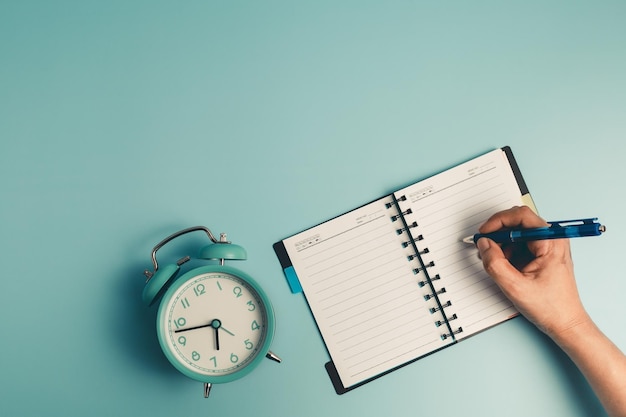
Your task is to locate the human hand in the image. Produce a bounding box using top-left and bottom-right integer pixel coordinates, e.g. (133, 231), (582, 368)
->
(476, 206), (591, 339)
(478, 207), (626, 417)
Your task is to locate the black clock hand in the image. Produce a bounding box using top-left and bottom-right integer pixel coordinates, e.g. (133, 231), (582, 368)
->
(174, 323), (213, 333)
(210, 319), (222, 350)
(174, 319), (222, 334)
(174, 323), (212, 333)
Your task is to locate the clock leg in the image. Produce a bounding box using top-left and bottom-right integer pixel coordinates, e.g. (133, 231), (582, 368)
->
(203, 382), (212, 398)
(265, 351), (282, 363)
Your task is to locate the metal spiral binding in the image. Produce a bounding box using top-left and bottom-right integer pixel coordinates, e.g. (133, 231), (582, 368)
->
(391, 208), (412, 222)
(418, 274), (440, 287)
(435, 313), (457, 327)
(429, 300), (452, 314)
(413, 260), (435, 274)
(387, 194), (460, 341)
(424, 287), (446, 301)
(385, 195), (406, 208)
(396, 221), (418, 235)
(407, 247), (429, 260)
(402, 236), (424, 248)
(441, 327), (463, 340)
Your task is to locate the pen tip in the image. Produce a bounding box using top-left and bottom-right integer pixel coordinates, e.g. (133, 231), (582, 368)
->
(461, 236), (475, 244)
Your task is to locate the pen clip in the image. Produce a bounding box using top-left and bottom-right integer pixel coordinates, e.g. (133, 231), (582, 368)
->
(548, 218), (599, 228)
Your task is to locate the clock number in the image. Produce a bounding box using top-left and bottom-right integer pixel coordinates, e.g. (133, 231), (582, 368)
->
(177, 336), (187, 346)
(251, 320), (260, 331)
(216, 281), (223, 291)
(181, 297), (190, 309)
(192, 351), (200, 361)
(174, 317), (187, 329)
(230, 353), (239, 364)
(244, 339), (254, 350)
(194, 284), (206, 297)
(233, 286), (242, 298)
(247, 300), (256, 311)
(209, 356), (217, 367)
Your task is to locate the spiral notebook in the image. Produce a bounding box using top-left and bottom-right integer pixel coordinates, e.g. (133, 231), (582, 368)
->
(273, 147), (535, 394)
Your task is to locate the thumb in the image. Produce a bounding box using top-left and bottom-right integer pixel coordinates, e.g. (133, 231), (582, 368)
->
(476, 238), (521, 286)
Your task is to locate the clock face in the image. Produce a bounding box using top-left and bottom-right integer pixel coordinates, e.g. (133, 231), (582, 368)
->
(157, 267), (273, 383)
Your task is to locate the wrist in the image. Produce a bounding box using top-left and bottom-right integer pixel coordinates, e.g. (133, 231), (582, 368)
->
(546, 311), (595, 348)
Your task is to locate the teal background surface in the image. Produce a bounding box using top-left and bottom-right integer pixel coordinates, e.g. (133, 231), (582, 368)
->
(1, 1), (624, 416)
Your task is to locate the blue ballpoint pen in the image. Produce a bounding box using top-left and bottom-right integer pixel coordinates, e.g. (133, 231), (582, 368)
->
(462, 218), (606, 245)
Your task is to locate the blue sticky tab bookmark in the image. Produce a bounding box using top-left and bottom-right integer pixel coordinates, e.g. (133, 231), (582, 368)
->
(284, 266), (303, 294)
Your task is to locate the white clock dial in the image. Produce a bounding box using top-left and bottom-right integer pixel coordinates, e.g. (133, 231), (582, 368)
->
(160, 272), (268, 376)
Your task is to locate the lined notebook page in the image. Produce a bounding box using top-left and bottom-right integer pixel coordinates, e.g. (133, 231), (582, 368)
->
(282, 197), (454, 388)
(395, 149), (524, 339)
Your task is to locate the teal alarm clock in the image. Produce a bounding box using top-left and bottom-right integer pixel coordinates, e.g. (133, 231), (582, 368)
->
(142, 226), (280, 398)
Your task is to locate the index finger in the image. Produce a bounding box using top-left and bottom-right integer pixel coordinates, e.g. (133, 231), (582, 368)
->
(479, 206), (548, 234)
